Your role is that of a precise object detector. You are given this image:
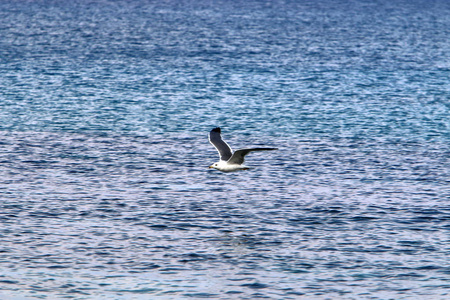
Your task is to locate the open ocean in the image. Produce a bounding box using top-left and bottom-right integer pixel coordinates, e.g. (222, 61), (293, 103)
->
(1, 0), (449, 299)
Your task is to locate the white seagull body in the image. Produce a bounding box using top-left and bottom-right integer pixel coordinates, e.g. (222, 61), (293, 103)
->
(208, 127), (278, 172)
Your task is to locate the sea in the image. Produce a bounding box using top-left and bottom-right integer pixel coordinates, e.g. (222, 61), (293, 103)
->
(0, 0), (449, 299)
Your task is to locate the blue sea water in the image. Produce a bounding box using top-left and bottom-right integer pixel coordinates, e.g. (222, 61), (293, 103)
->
(0, 0), (449, 299)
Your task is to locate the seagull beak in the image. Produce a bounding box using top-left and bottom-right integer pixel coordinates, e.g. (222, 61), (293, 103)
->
(208, 166), (213, 168)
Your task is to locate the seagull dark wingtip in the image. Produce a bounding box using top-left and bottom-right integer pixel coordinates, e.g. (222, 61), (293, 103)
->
(211, 127), (221, 133)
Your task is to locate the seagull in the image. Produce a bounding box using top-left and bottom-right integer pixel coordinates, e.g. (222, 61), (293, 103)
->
(208, 127), (278, 172)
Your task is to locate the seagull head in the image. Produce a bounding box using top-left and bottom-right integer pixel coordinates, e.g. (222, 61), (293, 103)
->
(208, 162), (219, 169)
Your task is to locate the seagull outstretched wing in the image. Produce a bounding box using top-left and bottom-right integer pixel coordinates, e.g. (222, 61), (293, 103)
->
(228, 148), (278, 165)
(209, 127), (233, 161)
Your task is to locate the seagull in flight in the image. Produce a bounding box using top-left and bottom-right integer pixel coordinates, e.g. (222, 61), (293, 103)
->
(208, 127), (278, 172)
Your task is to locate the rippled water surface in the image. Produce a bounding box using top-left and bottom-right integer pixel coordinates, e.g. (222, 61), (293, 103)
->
(1, 0), (449, 299)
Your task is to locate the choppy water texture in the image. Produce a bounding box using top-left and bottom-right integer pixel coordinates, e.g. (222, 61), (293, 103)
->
(1, 0), (450, 299)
